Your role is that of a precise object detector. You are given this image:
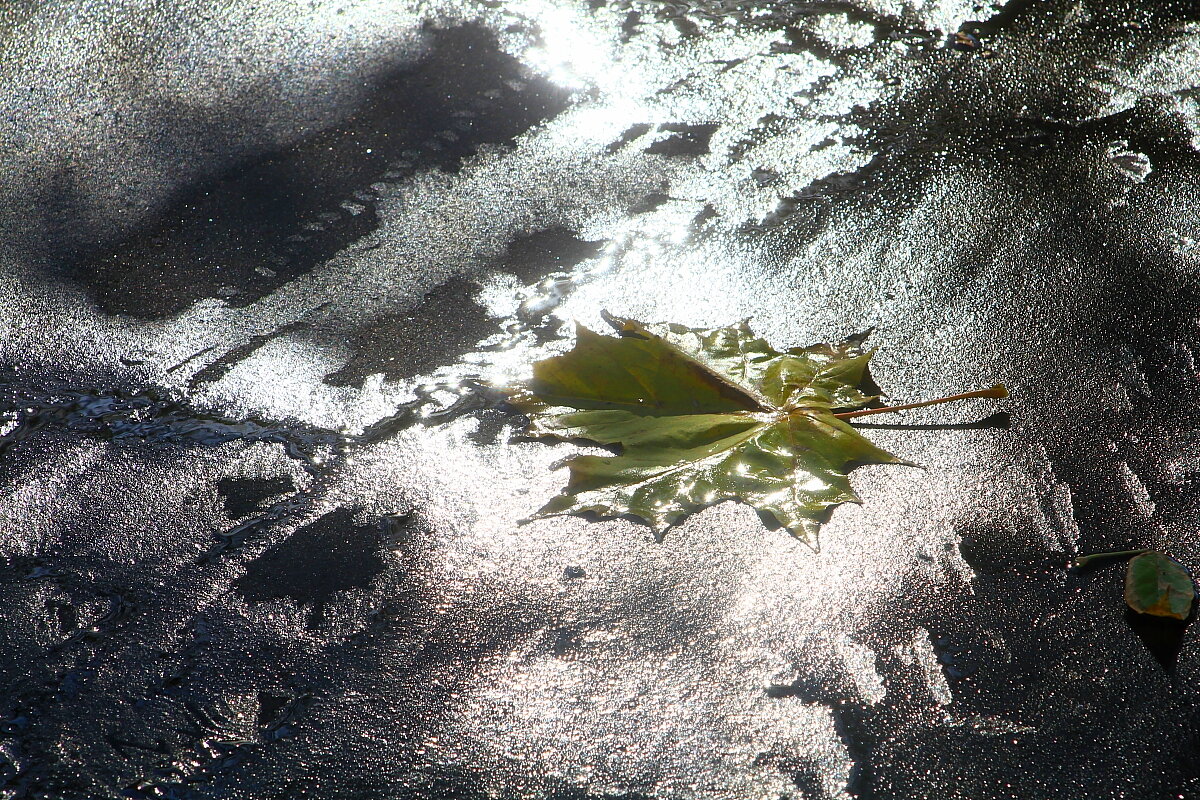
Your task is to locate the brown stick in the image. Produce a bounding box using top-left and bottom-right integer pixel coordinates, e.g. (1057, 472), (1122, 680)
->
(833, 384), (1008, 420)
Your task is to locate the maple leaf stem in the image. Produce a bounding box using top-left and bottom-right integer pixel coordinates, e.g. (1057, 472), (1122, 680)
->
(1071, 549), (1151, 568)
(831, 384), (1008, 420)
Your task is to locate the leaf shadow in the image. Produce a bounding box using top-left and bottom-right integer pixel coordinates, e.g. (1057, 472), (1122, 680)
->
(1124, 607), (1191, 672)
(755, 507), (829, 552)
(567, 509), (675, 542)
(849, 411), (1011, 431)
(1069, 555), (1192, 672)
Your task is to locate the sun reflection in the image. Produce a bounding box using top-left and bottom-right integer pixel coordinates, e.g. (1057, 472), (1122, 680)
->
(800, 476), (828, 492)
(509, 2), (618, 93)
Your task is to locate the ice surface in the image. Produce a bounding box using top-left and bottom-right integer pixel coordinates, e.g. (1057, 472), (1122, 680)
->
(3, 1), (1200, 798)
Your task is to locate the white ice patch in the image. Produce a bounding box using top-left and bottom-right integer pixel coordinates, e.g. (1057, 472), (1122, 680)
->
(1105, 140), (1152, 184)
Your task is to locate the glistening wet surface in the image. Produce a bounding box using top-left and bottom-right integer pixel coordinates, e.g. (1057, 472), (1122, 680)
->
(3, 1), (1200, 798)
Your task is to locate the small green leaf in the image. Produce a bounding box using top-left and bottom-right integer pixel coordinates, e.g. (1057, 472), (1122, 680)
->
(1124, 552), (1195, 620)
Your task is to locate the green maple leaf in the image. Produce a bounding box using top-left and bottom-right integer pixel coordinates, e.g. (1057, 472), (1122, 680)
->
(509, 313), (1006, 548)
